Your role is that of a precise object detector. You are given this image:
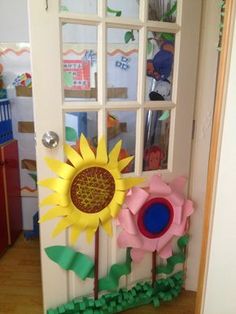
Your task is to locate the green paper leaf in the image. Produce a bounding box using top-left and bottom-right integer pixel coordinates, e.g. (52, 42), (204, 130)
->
(159, 110), (169, 121)
(65, 126), (77, 142)
(124, 31), (134, 44)
(45, 246), (94, 280)
(160, 2), (177, 22)
(161, 32), (175, 42)
(107, 6), (122, 17)
(60, 5), (69, 12)
(64, 72), (73, 87)
(28, 172), (37, 184)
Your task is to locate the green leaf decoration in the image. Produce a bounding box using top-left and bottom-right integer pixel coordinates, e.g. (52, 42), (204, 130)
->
(160, 2), (177, 22)
(28, 172), (38, 185)
(66, 126), (77, 142)
(99, 248), (132, 292)
(161, 32), (175, 42)
(64, 72), (73, 87)
(60, 5), (69, 12)
(157, 235), (189, 275)
(159, 110), (170, 121)
(47, 271), (185, 314)
(124, 31), (135, 44)
(107, 6), (122, 17)
(45, 246), (94, 280)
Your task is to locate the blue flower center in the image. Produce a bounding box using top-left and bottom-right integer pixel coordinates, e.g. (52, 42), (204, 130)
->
(143, 203), (171, 234)
(137, 198), (174, 238)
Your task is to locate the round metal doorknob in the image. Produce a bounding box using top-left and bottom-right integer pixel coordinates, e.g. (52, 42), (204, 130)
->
(42, 131), (59, 149)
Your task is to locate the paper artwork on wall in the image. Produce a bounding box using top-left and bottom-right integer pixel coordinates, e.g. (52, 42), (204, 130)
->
(117, 175), (194, 262)
(39, 134), (143, 244)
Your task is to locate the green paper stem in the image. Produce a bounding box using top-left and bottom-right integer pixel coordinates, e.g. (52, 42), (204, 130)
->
(98, 248), (132, 292)
(47, 271), (185, 314)
(45, 246), (94, 280)
(157, 235), (189, 275)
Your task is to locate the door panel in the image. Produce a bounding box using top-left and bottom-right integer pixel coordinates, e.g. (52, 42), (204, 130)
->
(28, 0), (201, 310)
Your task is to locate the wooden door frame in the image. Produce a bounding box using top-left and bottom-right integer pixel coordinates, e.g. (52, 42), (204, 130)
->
(195, 0), (236, 313)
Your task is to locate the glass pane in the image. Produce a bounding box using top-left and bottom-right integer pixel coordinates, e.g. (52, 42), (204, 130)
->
(107, 28), (139, 101)
(62, 23), (97, 102)
(107, 111), (136, 173)
(148, 0), (177, 23)
(60, 0), (97, 14)
(65, 112), (98, 152)
(107, 0), (139, 19)
(146, 32), (175, 101)
(143, 110), (170, 171)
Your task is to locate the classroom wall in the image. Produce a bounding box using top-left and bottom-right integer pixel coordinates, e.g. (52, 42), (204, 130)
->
(0, 0), (29, 42)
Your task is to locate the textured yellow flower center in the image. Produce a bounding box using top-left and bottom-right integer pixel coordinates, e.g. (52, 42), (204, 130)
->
(70, 167), (115, 213)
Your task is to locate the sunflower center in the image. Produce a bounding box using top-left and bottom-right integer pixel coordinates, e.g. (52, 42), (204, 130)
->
(70, 167), (115, 213)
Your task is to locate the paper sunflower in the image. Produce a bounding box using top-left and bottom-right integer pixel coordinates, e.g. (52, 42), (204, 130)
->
(117, 175), (194, 262)
(39, 134), (143, 244)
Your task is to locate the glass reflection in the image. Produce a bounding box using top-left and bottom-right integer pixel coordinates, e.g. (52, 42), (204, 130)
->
(143, 110), (170, 171)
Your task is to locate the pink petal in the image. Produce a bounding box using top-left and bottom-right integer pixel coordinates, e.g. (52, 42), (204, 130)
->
(131, 248), (146, 263)
(173, 205), (183, 225)
(118, 208), (137, 235)
(171, 219), (187, 236)
(126, 187), (149, 215)
(170, 176), (187, 193)
(149, 175), (171, 195)
(156, 232), (173, 252)
(117, 230), (142, 248)
(183, 200), (194, 217)
(141, 236), (157, 252)
(168, 191), (184, 207)
(159, 242), (173, 259)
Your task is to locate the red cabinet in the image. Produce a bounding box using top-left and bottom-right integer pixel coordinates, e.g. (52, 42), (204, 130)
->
(0, 140), (22, 255)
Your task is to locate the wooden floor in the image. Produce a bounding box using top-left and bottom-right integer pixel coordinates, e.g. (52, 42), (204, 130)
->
(0, 234), (196, 314)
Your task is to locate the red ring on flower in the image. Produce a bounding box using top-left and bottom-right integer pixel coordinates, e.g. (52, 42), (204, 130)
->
(137, 197), (174, 239)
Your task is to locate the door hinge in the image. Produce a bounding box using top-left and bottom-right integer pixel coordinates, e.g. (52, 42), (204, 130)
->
(192, 120), (196, 140)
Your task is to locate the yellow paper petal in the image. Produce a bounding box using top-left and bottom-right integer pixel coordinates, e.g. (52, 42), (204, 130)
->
(80, 133), (95, 161)
(108, 199), (121, 218)
(69, 225), (82, 245)
(118, 156), (134, 172)
(45, 157), (75, 179)
(99, 207), (110, 223)
(39, 206), (71, 223)
(114, 190), (126, 205)
(102, 219), (113, 236)
(108, 140), (122, 167)
(115, 177), (144, 191)
(40, 193), (69, 207)
(64, 143), (83, 168)
(39, 178), (70, 194)
(86, 228), (97, 243)
(96, 137), (108, 164)
(52, 217), (72, 237)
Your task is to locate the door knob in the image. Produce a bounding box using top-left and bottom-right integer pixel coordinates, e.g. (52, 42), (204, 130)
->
(42, 131), (59, 149)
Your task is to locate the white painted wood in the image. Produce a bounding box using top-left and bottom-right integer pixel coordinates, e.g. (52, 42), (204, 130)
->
(28, 0), (202, 311)
(202, 12), (236, 314)
(27, 0), (68, 310)
(186, 0), (221, 291)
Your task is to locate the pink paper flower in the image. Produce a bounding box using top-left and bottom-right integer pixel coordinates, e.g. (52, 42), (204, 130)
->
(117, 175), (194, 262)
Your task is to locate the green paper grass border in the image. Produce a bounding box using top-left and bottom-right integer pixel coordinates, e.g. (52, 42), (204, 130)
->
(47, 271), (185, 314)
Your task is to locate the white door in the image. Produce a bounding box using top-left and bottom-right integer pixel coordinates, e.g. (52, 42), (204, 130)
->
(28, 0), (201, 311)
